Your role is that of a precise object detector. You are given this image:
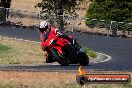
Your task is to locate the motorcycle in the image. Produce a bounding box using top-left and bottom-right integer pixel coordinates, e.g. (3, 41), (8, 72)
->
(41, 31), (89, 66)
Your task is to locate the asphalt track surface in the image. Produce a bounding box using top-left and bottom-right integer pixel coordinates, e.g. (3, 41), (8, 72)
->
(0, 26), (132, 71)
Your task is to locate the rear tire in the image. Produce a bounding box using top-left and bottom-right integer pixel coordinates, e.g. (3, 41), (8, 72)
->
(46, 55), (53, 63)
(78, 52), (89, 66)
(51, 49), (69, 66)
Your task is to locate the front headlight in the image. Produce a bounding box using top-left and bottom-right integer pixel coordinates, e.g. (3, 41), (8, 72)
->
(79, 48), (83, 52)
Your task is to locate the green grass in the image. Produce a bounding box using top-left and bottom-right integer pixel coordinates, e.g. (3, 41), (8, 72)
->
(83, 47), (97, 59)
(0, 38), (44, 64)
(0, 44), (15, 64)
(0, 43), (21, 64)
(0, 44), (12, 54)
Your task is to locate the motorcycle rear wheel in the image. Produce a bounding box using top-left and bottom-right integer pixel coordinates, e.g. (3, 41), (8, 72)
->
(46, 55), (54, 63)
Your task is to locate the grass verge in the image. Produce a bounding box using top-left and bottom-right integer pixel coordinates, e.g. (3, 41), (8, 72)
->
(0, 37), (44, 64)
(0, 44), (12, 54)
(83, 47), (97, 59)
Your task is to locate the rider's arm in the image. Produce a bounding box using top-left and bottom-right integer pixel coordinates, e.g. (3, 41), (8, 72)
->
(41, 41), (48, 51)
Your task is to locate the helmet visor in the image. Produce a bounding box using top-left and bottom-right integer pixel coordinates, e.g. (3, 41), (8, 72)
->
(39, 25), (49, 33)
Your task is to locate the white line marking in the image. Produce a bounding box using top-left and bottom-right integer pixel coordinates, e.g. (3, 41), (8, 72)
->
(0, 36), (41, 44)
(93, 53), (112, 63)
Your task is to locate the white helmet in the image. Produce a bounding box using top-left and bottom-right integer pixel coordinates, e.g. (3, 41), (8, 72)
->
(39, 21), (50, 33)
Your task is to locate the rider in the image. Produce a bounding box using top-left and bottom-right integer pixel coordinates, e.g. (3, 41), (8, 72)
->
(38, 20), (73, 52)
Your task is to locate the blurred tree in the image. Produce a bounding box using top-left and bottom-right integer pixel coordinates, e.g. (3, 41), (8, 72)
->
(85, 0), (132, 36)
(36, 0), (84, 31)
(86, 0), (132, 22)
(0, 0), (12, 8)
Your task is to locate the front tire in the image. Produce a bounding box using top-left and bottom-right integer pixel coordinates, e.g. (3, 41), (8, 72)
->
(78, 52), (89, 66)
